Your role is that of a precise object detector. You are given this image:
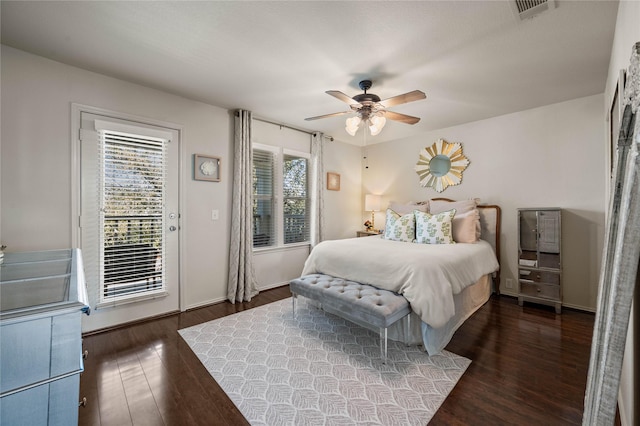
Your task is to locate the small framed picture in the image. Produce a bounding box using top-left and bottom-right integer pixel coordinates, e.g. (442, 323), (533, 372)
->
(327, 172), (340, 191)
(194, 154), (221, 182)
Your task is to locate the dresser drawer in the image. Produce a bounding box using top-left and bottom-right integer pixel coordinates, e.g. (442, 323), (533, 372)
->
(519, 269), (560, 285)
(1, 372), (80, 426)
(520, 281), (560, 301)
(0, 317), (52, 394)
(1, 311), (82, 394)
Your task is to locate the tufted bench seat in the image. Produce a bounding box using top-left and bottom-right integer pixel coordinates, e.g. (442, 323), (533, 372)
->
(289, 274), (411, 363)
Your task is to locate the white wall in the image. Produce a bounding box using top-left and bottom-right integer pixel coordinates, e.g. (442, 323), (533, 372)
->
(0, 46), (361, 330)
(1, 46), (234, 330)
(606, 2), (640, 424)
(363, 94), (605, 311)
(323, 140), (363, 241)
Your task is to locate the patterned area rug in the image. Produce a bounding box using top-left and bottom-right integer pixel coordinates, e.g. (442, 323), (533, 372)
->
(179, 298), (470, 425)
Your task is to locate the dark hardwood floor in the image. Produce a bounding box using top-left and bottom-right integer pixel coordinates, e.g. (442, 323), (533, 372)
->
(79, 287), (599, 425)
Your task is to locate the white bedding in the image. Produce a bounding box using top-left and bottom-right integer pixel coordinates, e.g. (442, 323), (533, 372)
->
(301, 236), (499, 328)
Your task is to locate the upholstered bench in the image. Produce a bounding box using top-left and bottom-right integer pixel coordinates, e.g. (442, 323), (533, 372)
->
(289, 274), (411, 363)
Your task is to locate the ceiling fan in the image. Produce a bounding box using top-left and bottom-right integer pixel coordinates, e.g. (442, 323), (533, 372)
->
(305, 80), (426, 136)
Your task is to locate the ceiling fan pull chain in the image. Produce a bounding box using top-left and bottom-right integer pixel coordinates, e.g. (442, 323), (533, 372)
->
(363, 130), (369, 169)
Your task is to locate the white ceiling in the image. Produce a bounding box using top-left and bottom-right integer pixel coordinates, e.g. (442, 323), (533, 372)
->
(1, 1), (618, 145)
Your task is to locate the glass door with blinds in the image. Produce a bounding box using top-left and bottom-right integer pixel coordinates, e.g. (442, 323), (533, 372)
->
(79, 111), (179, 325)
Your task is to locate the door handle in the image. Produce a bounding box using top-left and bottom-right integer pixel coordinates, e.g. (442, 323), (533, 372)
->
(169, 226), (177, 232)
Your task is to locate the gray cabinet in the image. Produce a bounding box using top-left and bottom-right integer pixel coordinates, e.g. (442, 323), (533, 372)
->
(517, 208), (562, 313)
(0, 249), (89, 425)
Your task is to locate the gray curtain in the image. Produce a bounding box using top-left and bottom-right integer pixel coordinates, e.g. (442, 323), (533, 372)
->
(227, 110), (259, 303)
(310, 132), (325, 247)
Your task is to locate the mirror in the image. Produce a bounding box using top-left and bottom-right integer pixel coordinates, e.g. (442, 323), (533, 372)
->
(429, 155), (451, 177)
(414, 138), (469, 192)
(583, 41), (639, 424)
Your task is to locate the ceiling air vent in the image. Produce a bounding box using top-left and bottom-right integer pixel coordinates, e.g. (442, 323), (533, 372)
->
(512, 0), (556, 20)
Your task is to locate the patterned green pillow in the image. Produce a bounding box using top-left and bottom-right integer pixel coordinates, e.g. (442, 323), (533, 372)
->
(383, 209), (416, 242)
(415, 208), (457, 244)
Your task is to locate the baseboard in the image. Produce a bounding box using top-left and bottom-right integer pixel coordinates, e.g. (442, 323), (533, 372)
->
(562, 302), (596, 313)
(184, 296), (227, 311)
(183, 283), (290, 312)
(498, 294), (596, 314)
(258, 280), (290, 292)
(82, 309), (180, 337)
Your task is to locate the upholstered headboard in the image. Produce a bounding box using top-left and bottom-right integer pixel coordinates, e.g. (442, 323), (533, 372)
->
(431, 198), (502, 291)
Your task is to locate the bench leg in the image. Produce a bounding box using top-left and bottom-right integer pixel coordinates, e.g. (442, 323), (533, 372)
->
(404, 314), (411, 346)
(292, 293), (297, 320)
(380, 327), (388, 364)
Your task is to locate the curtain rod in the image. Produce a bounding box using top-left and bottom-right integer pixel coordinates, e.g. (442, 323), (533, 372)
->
(252, 116), (334, 141)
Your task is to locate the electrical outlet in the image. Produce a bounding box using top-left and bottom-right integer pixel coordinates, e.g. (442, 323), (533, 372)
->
(211, 209), (219, 221)
(506, 278), (514, 289)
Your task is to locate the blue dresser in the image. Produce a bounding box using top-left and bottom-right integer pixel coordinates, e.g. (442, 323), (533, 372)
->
(0, 249), (89, 425)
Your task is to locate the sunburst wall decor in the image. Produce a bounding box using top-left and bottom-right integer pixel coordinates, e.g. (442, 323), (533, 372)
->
(414, 139), (470, 192)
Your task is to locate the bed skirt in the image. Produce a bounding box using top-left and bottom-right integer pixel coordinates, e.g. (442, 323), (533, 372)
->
(386, 274), (492, 355)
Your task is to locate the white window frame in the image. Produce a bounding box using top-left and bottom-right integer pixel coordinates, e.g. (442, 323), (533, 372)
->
(253, 143), (311, 251)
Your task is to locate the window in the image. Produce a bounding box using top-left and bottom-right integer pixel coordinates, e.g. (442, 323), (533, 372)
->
(253, 148), (275, 247)
(252, 144), (310, 248)
(283, 153), (310, 244)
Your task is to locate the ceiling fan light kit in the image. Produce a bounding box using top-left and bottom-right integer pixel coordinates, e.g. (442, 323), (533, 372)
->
(369, 115), (386, 136)
(306, 79), (426, 136)
(345, 116), (361, 136)
(345, 114), (387, 136)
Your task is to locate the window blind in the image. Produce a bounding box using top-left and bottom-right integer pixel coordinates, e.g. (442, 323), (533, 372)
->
(252, 149), (275, 247)
(283, 154), (310, 244)
(100, 130), (167, 300)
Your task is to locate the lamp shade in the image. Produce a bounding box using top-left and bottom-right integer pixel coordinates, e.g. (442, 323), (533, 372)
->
(365, 194), (381, 212)
(369, 115), (386, 136)
(345, 116), (361, 136)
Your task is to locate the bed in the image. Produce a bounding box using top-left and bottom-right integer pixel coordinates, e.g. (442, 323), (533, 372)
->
(300, 198), (501, 355)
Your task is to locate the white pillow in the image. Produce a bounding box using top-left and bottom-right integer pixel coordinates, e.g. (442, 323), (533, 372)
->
(415, 209), (456, 244)
(383, 209), (415, 242)
(388, 201), (428, 215)
(430, 199), (481, 241)
(429, 198), (478, 215)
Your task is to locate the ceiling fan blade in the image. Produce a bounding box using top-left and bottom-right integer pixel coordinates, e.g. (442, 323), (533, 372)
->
(384, 110), (421, 125)
(379, 90), (426, 108)
(326, 90), (362, 107)
(305, 111), (352, 121)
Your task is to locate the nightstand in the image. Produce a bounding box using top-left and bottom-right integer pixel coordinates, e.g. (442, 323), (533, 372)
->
(357, 231), (379, 237)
